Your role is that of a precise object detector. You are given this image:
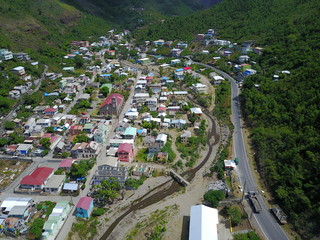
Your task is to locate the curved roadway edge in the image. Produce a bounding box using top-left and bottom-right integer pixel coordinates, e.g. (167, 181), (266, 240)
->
(191, 60), (289, 240)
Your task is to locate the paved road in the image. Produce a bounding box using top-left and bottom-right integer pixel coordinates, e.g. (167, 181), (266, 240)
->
(191, 61), (289, 240)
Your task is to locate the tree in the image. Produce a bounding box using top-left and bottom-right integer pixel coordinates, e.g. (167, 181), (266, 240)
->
(4, 121), (15, 130)
(46, 126), (55, 133)
(28, 218), (45, 239)
(0, 137), (8, 146)
(100, 86), (110, 97)
(203, 190), (225, 207)
(227, 205), (243, 226)
(39, 137), (51, 149)
(93, 177), (121, 206)
(72, 134), (89, 144)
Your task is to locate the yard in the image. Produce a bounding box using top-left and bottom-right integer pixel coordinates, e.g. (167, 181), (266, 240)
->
(0, 160), (31, 189)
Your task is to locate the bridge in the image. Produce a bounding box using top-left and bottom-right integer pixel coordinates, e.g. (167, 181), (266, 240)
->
(168, 169), (190, 186)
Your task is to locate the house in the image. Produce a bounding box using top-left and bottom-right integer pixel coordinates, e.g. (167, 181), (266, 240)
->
(170, 59), (181, 65)
(13, 52), (30, 61)
(181, 130), (192, 143)
(145, 97), (158, 107)
(76, 197), (94, 219)
(93, 165), (129, 185)
(191, 83), (207, 94)
(148, 142), (162, 154)
(143, 136), (156, 147)
(0, 48), (13, 60)
(69, 125), (84, 136)
(11, 66), (25, 76)
(42, 201), (71, 239)
(94, 124), (108, 144)
(8, 205), (31, 219)
(58, 159), (76, 171)
(155, 134), (167, 147)
(62, 67), (75, 72)
(15, 144), (32, 156)
(28, 125), (44, 138)
(62, 183), (79, 193)
(224, 160), (236, 169)
(189, 205), (219, 240)
(1, 197), (33, 214)
(171, 119), (187, 128)
(212, 75), (224, 85)
(71, 141), (102, 159)
(125, 110), (139, 120)
(20, 167), (54, 190)
(83, 123), (95, 133)
(239, 55), (250, 63)
(190, 108), (203, 116)
(132, 164), (154, 177)
(117, 143), (134, 162)
(36, 118), (51, 127)
(183, 66), (192, 73)
(99, 93), (125, 116)
(123, 127), (137, 140)
(134, 93), (149, 103)
(43, 175), (65, 193)
(109, 139), (134, 148)
(157, 152), (168, 162)
(137, 58), (151, 65)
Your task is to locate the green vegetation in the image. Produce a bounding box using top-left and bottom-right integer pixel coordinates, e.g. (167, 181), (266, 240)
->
(233, 231), (261, 240)
(203, 190), (224, 208)
(125, 176), (147, 190)
(226, 205), (247, 226)
(68, 159), (95, 180)
(92, 177), (121, 207)
(91, 207), (107, 217)
(161, 141), (176, 163)
(68, 217), (100, 240)
(28, 219), (45, 240)
(72, 134), (90, 144)
(4, 121), (16, 130)
(213, 80), (231, 123)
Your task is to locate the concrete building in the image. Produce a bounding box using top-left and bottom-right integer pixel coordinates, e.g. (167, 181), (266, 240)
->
(189, 205), (219, 240)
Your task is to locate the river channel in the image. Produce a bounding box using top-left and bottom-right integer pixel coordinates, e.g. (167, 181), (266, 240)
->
(100, 108), (220, 240)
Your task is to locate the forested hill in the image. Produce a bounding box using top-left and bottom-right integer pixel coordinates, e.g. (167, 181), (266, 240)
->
(63, 0), (222, 27)
(137, 0), (320, 239)
(0, 0), (110, 51)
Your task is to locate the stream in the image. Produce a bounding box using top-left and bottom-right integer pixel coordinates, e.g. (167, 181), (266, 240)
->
(100, 107), (220, 240)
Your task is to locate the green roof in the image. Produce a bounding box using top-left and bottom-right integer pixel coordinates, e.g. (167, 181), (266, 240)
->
(100, 83), (113, 90)
(124, 127), (137, 136)
(84, 123), (94, 129)
(43, 220), (57, 230)
(55, 201), (70, 208)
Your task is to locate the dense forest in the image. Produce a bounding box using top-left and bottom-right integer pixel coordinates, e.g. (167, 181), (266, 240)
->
(63, 0), (220, 27)
(136, 0), (320, 238)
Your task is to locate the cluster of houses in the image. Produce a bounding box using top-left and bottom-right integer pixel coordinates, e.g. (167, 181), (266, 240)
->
(0, 195), (94, 238)
(0, 197), (34, 235)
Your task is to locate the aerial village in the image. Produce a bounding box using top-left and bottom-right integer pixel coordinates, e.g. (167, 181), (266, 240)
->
(0, 28), (286, 239)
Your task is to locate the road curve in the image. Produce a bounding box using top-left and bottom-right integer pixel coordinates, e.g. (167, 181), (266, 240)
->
(191, 61), (289, 240)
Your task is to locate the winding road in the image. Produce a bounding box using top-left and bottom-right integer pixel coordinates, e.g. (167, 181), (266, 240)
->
(191, 60), (289, 240)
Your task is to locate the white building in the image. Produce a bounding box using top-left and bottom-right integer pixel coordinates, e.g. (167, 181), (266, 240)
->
(189, 205), (219, 240)
(192, 83), (207, 94)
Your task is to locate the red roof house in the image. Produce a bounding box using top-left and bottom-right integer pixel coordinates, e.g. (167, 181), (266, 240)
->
(58, 159), (76, 170)
(99, 93), (124, 116)
(44, 108), (58, 115)
(117, 143), (133, 162)
(157, 106), (167, 112)
(20, 167), (54, 189)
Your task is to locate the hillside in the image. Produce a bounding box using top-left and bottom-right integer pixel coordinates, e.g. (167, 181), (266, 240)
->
(0, 0), (111, 51)
(63, 0), (222, 28)
(136, 0), (320, 239)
